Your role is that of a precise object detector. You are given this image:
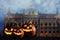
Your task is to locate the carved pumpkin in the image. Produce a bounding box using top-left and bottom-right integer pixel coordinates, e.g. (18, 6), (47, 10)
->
(4, 28), (13, 35)
(23, 24), (32, 32)
(13, 28), (24, 38)
(10, 22), (24, 38)
(3, 22), (13, 35)
(22, 21), (36, 36)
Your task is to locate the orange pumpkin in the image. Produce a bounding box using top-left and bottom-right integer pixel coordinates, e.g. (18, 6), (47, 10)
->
(22, 21), (36, 36)
(3, 22), (13, 35)
(13, 28), (24, 38)
(4, 28), (13, 35)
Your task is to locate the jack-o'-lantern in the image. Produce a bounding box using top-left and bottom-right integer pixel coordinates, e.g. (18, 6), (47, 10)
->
(11, 22), (24, 38)
(13, 28), (24, 38)
(22, 21), (36, 36)
(4, 28), (13, 35)
(3, 22), (14, 35)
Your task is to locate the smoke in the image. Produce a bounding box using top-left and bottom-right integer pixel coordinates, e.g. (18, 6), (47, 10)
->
(0, 0), (60, 28)
(34, 0), (60, 13)
(0, 0), (60, 16)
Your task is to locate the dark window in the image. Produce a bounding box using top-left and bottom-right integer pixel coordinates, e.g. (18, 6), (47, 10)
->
(53, 23), (55, 26)
(49, 23), (51, 26)
(45, 31), (47, 33)
(49, 31), (51, 33)
(57, 23), (59, 26)
(41, 23), (43, 26)
(57, 31), (59, 33)
(41, 31), (43, 33)
(45, 23), (47, 26)
(53, 31), (55, 33)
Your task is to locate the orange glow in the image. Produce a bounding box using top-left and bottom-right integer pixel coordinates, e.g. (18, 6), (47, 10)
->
(5, 28), (8, 30)
(24, 25), (27, 27)
(23, 29), (32, 32)
(29, 25), (32, 27)
(4, 31), (12, 35)
(27, 27), (29, 29)
(11, 28), (13, 31)
(31, 25), (36, 36)
(4, 28), (13, 35)
(29, 21), (32, 24)
(13, 29), (24, 36)
(13, 32), (22, 35)
(14, 29), (16, 31)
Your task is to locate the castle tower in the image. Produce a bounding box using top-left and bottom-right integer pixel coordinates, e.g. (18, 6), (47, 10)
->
(25, 5), (38, 15)
(7, 8), (11, 16)
(56, 8), (59, 15)
(54, 8), (60, 19)
(6, 8), (11, 20)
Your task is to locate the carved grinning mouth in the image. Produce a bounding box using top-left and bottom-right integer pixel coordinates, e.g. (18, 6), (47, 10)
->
(13, 32), (22, 35)
(4, 31), (12, 35)
(23, 29), (32, 32)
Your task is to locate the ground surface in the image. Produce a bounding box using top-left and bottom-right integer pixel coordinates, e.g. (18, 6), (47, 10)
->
(0, 35), (60, 40)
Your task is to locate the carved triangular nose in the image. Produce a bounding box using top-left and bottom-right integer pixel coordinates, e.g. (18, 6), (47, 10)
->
(27, 27), (29, 29)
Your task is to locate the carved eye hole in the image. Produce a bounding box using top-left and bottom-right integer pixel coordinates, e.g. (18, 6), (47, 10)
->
(14, 29), (17, 31)
(5, 28), (7, 30)
(11, 28), (13, 31)
(29, 25), (32, 27)
(24, 25), (27, 27)
(29, 25), (33, 29)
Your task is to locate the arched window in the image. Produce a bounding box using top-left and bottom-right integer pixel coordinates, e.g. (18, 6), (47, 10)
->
(45, 23), (47, 26)
(41, 31), (43, 33)
(57, 31), (59, 33)
(45, 31), (47, 33)
(40, 23), (43, 26)
(53, 31), (55, 33)
(57, 22), (59, 26)
(49, 31), (51, 33)
(53, 23), (55, 26)
(49, 23), (51, 26)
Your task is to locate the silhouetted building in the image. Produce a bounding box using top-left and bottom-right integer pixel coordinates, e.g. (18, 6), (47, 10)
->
(5, 9), (60, 37)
